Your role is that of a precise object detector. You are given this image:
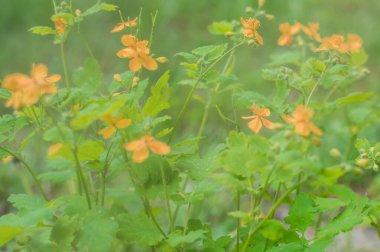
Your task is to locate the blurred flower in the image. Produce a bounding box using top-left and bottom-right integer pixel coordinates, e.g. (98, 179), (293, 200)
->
(98, 114), (132, 139)
(240, 17), (263, 45)
(48, 143), (63, 157)
(318, 33), (362, 53)
(54, 17), (67, 35)
(2, 64), (60, 110)
(241, 104), (274, 133)
(124, 134), (170, 163)
(282, 105), (322, 137)
(346, 34), (363, 52)
(113, 73), (123, 83)
(117, 35), (158, 72)
(111, 17), (138, 33)
(302, 22), (321, 42)
(277, 22), (302, 46)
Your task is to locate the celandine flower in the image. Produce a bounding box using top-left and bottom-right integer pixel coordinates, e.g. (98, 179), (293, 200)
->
(241, 104), (274, 133)
(124, 134), (170, 163)
(111, 17), (138, 33)
(282, 105), (322, 137)
(116, 35), (158, 72)
(98, 114), (132, 139)
(318, 33), (362, 53)
(2, 64), (60, 110)
(240, 17), (263, 45)
(278, 22), (302, 46)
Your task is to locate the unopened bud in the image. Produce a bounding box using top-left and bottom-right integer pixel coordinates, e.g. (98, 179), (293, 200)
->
(359, 148), (366, 154)
(113, 73), (122, 83)
(258, 0), (265, 8)
(265, 14), (274, 21)
(353, 167), (363, 176)
(370, 147), (375, 153)
(245, 6), (255, 13)
(247, 39), (256, 45)
(112, 92), (120, 97)
(356, 158), (369, 168)
(132, 77), (139, 87)
(273, 123), (283, 130)
(224, 31), (236, 37)
(361, 153), (368, 159)
(75, 9), (81, 17)
(373, 163), (379, 172)
(330, 148), (341, 157)
(156, 57), (168, 64)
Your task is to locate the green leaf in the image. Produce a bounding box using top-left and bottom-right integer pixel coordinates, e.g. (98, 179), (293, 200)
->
(77, 140), (104, 161)
(267, 242), (304, 252)
(208, 21), (234, 35)
(285, 193), (315, 234)
(317, 197), (369, 239)
(336, 92), (374, 104)
(101, 3), (118, 11)
(43, 123), (74, 143)
(304, 238), (332, 252)
(167, 230), (208, 247)
(192, 44), (227, 61)
(0, 88), (11, 99)
(0, 225), (23, 247)
(50, 216), (79, 252)
(142, 71), (170, 116)
(329, 184), (360, 202)
(350, 48), (368, 66)
(76, 214), (118, 252)
(314, 197), (346, 212)
(117, 213), (164, 246)
(8, 194), (46, 212)
(259, 220), (287, 241)
(29, 26), (55, 35)
(73, 58), (103, 94)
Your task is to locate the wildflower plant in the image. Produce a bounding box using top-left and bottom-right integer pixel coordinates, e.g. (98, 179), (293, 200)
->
(0, 0), (379, 251)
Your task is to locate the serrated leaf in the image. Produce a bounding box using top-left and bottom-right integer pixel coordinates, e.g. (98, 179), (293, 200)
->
(117, 213), (163, 246)
(50, 216), (79, 252)
(192, 44), (227, 61)
(317, 197), (369, 239)
(167, 230), (208, 247)
(142, 71), (170, 116)
(259, 219), (287, 241)
(76, 214), (118, 252)
(8, 194), (46, 212)
(285, 193), (315, 234)
(314, 197), (346, 212)
(77, 140), (104, 161)
(29, 26), (55, 35)
(73, 58), (103, 94)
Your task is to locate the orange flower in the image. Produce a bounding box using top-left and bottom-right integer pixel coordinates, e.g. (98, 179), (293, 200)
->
(241, 104), (274, 133)
(124, 134), (170, 163)
(116, 35), (158, 72)
(301, 22), (321, 42)
(318, 34), (348, 53)
(282, 105), (322, 137)
(277, 22), (302, 46)
(240, 17), (263, 45)
(111, 17), (138, 33)
(346, 34), (362, 52)
(98, 114), (132, 139)
(54, 18), (67, 35)
(2, 64), (60, 110)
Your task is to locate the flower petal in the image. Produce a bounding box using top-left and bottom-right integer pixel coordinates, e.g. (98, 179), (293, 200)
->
(98, 126), (116, 139)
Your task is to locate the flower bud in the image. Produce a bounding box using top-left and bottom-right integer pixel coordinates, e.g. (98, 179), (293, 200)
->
(258, 0), (265, 8)
(356, 158), (369, 168)
(353, 167), (363, 176)
(132, 77), (140, 87)
(224, 31), (236, 37)
(329, 148), (341, 157)
(245, 6), (255, 13)
(265, 14), (274, 21)
(113, 73), (122, 83)
(75, 9), (81, 17)
(373, 163), (379, 172)
(156, 57), (168, 64)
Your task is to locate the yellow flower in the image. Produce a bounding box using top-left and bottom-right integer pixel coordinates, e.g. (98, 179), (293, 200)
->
(124, 134), (170, 163)
(241, 104), (274, 133)
(98, 114), (132, 139)
(240, 17), (264, 45)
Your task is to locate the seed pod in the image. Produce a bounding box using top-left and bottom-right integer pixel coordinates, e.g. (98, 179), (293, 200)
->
(356, 158), (369, 168)
(329, 148), (341, 157)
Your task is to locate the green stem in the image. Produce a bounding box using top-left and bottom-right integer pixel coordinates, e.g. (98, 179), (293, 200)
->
(236, 190), (241, 252)
(73, 148), (92, 209)
(60, 43), (71, 91)
(168, 41), (244, 143)
(0, 146), (48, 200)
(159, 161), (173, 227)
(144, 196), (168, 239)
(242, 185), (297, 251)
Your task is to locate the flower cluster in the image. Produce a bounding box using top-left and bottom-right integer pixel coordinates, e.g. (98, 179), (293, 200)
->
(2, 64), (60, 110)
(277, 21), (362, 53)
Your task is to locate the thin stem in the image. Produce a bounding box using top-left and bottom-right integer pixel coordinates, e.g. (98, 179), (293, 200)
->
(159, 161), (173, 227)
(0, 146), (48, 200)
(73, 148), (92, 209)
(168, 41), (244, 143)
(236, 190), (241, 252)
(144, 196), (168, 239)
(60, 43), (71, 90)
(242, 185), (298, 251)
